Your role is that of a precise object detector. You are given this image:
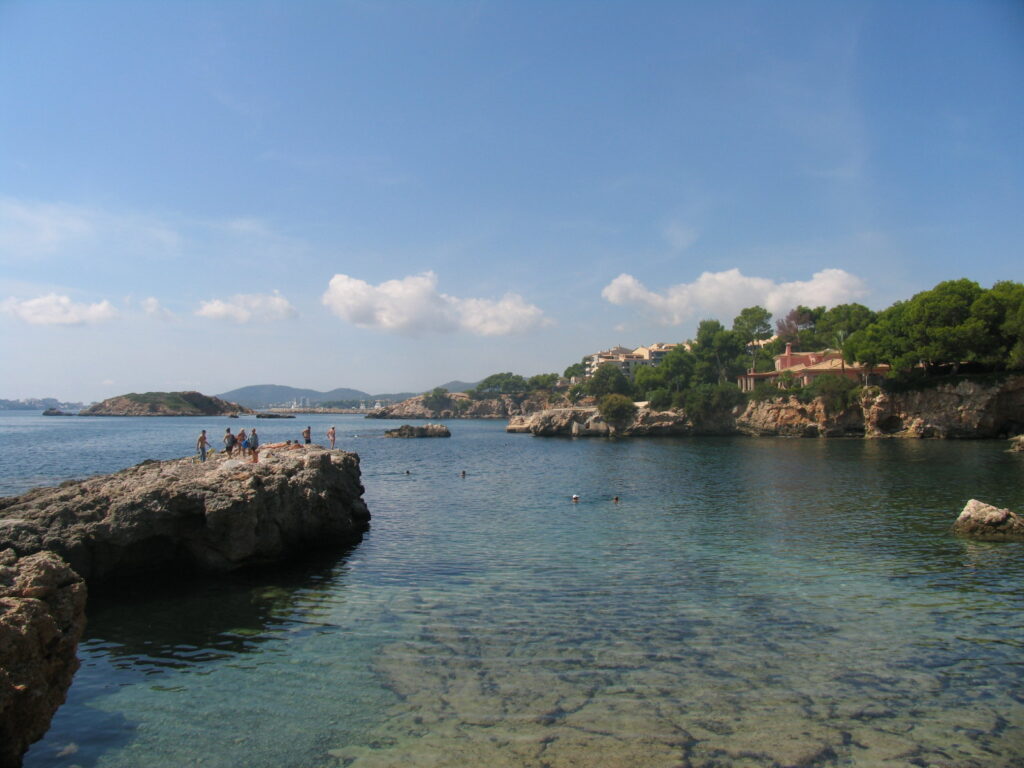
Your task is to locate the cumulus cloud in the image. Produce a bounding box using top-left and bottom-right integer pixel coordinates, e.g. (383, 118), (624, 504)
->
(195, 291), (296, 323)
(140, 297), (175, 320)
(1, 293), (118, 325)
(321, 271), (550, 336)
(601, 268), (867, 325)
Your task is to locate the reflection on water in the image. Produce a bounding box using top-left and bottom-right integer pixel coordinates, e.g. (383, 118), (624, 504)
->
(15, 417), (1024, 767)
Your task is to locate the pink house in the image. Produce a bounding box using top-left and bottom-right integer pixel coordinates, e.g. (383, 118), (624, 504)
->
(737, 343), (889, 393)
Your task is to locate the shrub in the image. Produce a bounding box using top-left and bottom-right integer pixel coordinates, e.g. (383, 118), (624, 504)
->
(598, 394), (637, 430)
(647, 388), (672, 410)
(804, 374), (860, 413)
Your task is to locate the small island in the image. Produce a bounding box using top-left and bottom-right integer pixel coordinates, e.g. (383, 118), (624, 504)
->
(79, 391), (253, 417)
(384, 424), (451, 438)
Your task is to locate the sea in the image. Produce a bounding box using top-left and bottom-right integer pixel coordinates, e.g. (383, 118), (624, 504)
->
(2, 411), (1022, 767)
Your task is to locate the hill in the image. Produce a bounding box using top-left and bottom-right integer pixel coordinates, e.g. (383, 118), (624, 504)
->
(80, 391), (252, 417)
(217, 383), (477, 408)
(217, 384), (372, 408)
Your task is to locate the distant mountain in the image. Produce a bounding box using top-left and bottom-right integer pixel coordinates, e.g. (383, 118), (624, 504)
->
(218, 382), (480, 408)
(436, 380), (480, 393)
(217, 384), (372, 408)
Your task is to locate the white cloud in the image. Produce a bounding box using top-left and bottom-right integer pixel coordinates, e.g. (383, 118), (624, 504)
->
(321, 271), (550, 336)
(601, 268), (867, 326)
(141, 297), (175, 320)
(195, 291), (296, 323)
(1, 293), (118, 325)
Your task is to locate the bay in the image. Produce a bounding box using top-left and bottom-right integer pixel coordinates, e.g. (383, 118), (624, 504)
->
(3, 412), (1022, 766)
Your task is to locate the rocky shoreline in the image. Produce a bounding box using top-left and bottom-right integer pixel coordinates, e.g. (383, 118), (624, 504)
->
(509, 375), (1024, 440)
(0, 444), (370, 765)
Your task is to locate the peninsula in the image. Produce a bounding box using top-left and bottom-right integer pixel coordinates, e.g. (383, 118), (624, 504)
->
(79, 391), (253, 417)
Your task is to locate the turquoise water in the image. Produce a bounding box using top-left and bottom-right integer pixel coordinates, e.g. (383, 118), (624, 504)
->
(4, 413), (1023, 766)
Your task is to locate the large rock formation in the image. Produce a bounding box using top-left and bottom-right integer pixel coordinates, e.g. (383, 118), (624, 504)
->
(0, 550), (87, 768)
(384, 424), (451, 438)
(737, 396), (865, 437)
(861, 377), (1024, 438)
(952, 499), (1024, 541)
(508, 405), (725, 437)
(368, 392), (564, 420)
(79, 391), (254, 417)
(0, 444), (370, 585)
(735, 375), (1024, 439)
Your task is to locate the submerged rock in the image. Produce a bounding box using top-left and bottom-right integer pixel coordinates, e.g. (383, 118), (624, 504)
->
(0, 549), (86, 768)
(0, 444), (370, 585)
(384, 424), (451, 438)
(952, 499), (1024, 541)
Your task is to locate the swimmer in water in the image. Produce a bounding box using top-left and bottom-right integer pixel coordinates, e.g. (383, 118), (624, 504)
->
(613, 496), (619, 504)
(572, 494), (580, 503)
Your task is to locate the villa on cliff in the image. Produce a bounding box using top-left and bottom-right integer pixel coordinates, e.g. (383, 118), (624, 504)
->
(736, 343), (890, 393)
(586, 343), (681, 379)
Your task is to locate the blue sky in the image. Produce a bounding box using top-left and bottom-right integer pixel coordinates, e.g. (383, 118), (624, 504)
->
(2, 0), (1022, 401)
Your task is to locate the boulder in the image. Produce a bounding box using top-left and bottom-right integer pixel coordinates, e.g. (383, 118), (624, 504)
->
(0, 549), (87, 768)
(0, 445), (370, 585)
(384, 424), (451, 438)
(952, 499), (1024, 541)
(1009, 434), (1024, 452)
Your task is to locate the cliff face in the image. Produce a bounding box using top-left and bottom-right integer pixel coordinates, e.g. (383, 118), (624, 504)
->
(0, 550), (87, 768)
(737, 375), (1024, 438)
(79, 391), (254, 417)
(510, 376), (1024, 439)
(737, 397), (864, 437)
(0, 445), (370, 585)
(860, 377), (1024, 438)
(508, 406), (727, 437)
(368, 391), (564, 420)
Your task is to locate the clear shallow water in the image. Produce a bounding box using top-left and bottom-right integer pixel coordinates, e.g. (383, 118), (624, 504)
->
(3, 412), (1023, 767)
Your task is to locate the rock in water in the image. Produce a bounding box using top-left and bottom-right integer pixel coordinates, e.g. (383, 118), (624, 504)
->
(952, 499), (1024, 541)
(384, 424), (451, 438)
(0, 445), (370, 585)
(0, 549), (87, 768)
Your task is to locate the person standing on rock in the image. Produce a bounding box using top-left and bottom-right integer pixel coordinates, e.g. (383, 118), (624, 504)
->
(327, 425), (336, 448)
(238, 428), (249, 458)
(302, 426), (311, 444)
(223, 427), (236, 456)
(196, 430), (210, 462)
(249, 428), (260, 463)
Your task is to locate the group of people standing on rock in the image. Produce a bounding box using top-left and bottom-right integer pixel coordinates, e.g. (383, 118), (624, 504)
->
(195, 424), (339, 464)
(195, 427), (261, 464)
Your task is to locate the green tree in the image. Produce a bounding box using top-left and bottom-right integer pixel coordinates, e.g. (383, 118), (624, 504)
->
(587, 363), (632, 397)
(647, 388), (672, 410)
(692, 319), (746, 385)
(776, 305), (826, 348)
(563, 361), (587, 379)
(804, 374), (860, 413)
(632, 364), (668, 399)
(470, 372), (529, 397)
(598, 393), (637, 431)
(815, 304), (877, 349)
(422, 387), (451, 412)
(732, 306), (773, 344)
(527, 373), (559, 391)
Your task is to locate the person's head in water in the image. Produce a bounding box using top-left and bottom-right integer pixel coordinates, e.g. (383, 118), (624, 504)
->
(572, 494), (580, 502)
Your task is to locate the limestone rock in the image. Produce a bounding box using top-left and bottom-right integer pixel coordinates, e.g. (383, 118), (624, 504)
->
(0, 445), (370, 585)
(384, 424), (451, 438)
(953, 499), (1024, 541)
(1009, 434), (1024, 452)
(368, 392), (564, 420)
(737, 396), (864, 437)
(861, 377), (1024, 438)
(0, 549), (86, 768)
